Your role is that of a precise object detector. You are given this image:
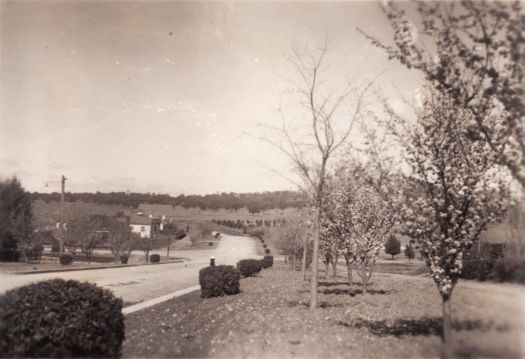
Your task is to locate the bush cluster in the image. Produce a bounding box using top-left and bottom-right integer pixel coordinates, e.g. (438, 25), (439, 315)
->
(199, 265), (240, 298)
(236, 259), (262, 277)
(265, 248), (271, 254)
(0, 279), (124, 357)
(261, 255), (273, 268)
(59, 253), (73, 265)
(120, 255), (128, 264)
(461, 258), (525, 284)
(150, 254), (160, 263)
(0, 250), (20, 262)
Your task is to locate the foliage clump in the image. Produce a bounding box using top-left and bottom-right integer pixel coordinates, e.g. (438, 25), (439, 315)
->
(59, 253), (73, 265)
(236, 259), (262, 277)
(384, 235), (401, 259)
(461, 258), (525, 284)
(0, 249), (20, 262)
(0, 278), (124, 358)
(404, 241), (416, 261)
(150, 254), (160, 263)
(261, 255), (274, 268)
(199, 265), (240, 298)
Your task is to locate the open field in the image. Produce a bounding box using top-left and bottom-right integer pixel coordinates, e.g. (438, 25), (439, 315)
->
(123, 264), (524, 358)
(33, 200), (300, 227)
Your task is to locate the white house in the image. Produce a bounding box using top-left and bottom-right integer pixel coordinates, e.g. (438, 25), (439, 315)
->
(129, 215), (161, 239)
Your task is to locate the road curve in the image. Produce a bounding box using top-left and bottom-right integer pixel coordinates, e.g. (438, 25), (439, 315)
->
(0, 234), (260, 304)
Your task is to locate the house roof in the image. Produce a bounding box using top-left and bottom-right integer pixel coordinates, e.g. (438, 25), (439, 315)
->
(128, 215), (162, 225)
(129, 215), (152, 225)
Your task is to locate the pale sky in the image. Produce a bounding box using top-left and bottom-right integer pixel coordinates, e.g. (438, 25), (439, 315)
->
(0, 0), (421, 195)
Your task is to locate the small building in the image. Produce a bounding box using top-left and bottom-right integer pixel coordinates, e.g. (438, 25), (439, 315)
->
(129, 215), (161, 238)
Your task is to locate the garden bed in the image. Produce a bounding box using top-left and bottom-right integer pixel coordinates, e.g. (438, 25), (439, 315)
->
(123, 266), (524, 358)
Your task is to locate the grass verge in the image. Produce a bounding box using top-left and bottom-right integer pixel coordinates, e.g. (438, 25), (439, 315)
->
(123, 266), (524, 358)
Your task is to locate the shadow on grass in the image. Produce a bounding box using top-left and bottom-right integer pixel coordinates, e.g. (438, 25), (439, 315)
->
(320, 288), (391, 296)
(318, 281), (364, 287)
(336, 317), (510, 338)
(287, 300), (348, 309)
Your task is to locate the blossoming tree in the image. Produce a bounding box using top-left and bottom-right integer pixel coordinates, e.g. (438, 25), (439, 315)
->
(363, 1), (525, 187)
(384, 91), (511, 346)
(321, 163), (400, 293)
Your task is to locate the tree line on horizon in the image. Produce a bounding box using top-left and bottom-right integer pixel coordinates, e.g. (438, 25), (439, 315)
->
(30, 190), (306, 213)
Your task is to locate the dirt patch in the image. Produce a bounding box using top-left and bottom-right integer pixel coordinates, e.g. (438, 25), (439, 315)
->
(123, 266), (524, 358)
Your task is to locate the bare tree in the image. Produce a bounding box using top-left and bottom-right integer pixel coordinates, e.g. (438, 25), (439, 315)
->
(108, 218), (131, 263)
(163, 222), (178, 258)
(260, 42), (371, 309)
(69, 215), (111, 263)
(273, 219), (305, 271)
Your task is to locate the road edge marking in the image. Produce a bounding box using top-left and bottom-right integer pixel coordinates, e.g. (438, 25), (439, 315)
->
(122, 285), (201, 315)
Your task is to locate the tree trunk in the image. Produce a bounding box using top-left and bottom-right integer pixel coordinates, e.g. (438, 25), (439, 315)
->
(301, 234), (307, 281)
(309, 206), (320, 309)
(332, 254), (338, 278)
(292, 255), (296, 271)
(442, 296), (453, 357)
(345, 255), (353, 287)
(325, 256), (330, 277)
(362, 265), (367, 294)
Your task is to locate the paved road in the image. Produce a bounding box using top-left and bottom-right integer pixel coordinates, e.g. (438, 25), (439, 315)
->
(0, 234), (259, 304)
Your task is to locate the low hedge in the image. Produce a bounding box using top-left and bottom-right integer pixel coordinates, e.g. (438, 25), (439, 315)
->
(0, 279), (124, 357)
(150, 254), (160, 263)
(461, 258), (525, 284)
(0, 250), (20, 262)
(261, 255), (273, 268)
(199, 265), (240, 298)
(236, 259), (262, 277)
(263, 256), (273, 267)
(120, 255), (128, 264)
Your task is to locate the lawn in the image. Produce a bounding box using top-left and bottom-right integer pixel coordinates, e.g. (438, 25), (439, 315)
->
(123, 264), (524, 358)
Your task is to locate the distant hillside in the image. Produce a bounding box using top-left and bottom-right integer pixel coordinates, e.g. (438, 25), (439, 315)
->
(31, 190), (306, 213)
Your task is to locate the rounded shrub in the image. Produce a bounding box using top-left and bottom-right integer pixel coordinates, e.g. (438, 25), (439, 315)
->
(59, 253), (73, 265)
(120, 255), (128, 264)
(209, 242), (213, 246)
(265, 248), (271, 254)
(0, 279), (124, 357)
(150, 254), (160, 263)
(262, 244), (267, 249)
(261, 255), (273, 268)
(199, 265), (240, 298)
(236, 259), (262, 277)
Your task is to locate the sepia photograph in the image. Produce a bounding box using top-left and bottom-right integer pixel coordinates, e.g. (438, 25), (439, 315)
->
(0, 0), (524, 358)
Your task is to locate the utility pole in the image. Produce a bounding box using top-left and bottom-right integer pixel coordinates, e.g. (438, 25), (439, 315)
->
(59, 175), (67, 254)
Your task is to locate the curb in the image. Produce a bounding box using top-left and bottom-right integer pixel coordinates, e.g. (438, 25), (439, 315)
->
(123, 285), (201, 315)
(16, 258), (190, 275)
